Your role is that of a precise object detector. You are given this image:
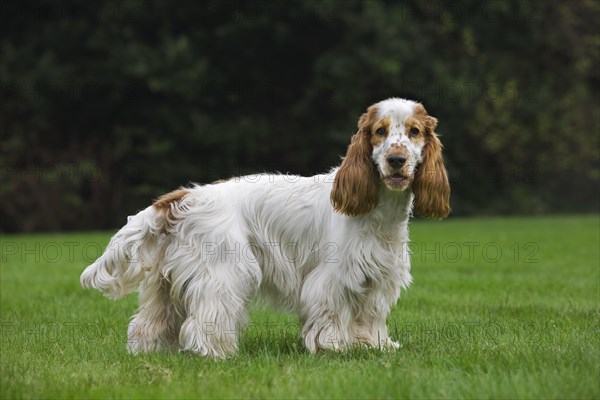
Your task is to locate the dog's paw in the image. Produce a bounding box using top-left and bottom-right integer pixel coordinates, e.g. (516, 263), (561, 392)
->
(304, 321), (347, 352)
(378, 338), (401, 351)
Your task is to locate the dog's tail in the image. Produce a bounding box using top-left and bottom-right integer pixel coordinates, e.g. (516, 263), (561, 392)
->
(80, 189), (190, 299)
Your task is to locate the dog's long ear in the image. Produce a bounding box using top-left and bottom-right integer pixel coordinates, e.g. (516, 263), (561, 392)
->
(412, 115), (451, 219)
(331, 106), (379, 216)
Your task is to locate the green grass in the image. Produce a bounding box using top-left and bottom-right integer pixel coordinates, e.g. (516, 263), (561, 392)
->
(1, 216), (599, 399)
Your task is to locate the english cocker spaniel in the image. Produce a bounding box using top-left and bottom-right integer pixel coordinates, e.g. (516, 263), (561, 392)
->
(81, 97), (450, 357)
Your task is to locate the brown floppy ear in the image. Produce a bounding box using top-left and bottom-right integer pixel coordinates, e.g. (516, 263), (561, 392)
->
(412, 116), (451, 219)
(331, 107), (379, 216)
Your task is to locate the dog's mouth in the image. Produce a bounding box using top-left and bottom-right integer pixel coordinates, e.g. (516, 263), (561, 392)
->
(384, 173), (411, 189)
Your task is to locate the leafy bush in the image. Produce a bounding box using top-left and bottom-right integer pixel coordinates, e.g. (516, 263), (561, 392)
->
(1, 0), (598, 232)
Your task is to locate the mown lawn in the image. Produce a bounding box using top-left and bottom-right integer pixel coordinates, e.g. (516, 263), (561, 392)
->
(1, 216), (599, 399)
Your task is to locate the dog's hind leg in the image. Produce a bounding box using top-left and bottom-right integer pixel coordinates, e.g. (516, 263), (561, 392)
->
(127, 274), (182, 354)
(177, 242), (261, 358)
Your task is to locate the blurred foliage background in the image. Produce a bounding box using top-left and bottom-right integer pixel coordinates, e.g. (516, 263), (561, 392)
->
(0, 0), (598, 232)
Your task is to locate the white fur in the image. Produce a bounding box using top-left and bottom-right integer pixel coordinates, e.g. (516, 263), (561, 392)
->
(81, 98), (432, 358)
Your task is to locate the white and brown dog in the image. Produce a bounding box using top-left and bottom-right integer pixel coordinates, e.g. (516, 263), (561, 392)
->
(81, 97), (450, 357)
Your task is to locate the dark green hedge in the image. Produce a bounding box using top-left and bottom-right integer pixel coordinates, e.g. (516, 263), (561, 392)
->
(1, 0), (598, 232)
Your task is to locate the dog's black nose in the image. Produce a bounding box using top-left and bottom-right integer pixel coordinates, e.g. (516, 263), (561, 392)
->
(386, 155), (406, 168)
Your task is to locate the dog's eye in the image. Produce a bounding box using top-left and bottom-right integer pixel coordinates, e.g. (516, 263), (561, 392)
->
(375, 127), (387, 136)
(409, 127), (420, 137)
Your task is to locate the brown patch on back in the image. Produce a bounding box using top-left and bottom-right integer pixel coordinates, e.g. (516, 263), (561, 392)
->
(153, 189), (191, 233)
(153, 189), (190, 212)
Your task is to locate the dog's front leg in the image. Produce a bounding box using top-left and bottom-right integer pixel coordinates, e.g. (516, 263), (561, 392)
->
(351, 290), (400, 351)
(299, 269), (353, 352)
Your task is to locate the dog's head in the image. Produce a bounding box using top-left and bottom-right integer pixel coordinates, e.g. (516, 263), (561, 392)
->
(331, 98), (450, 219)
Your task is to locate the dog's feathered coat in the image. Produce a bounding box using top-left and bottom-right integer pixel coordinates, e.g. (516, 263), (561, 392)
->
(81, 98), (450, 357)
